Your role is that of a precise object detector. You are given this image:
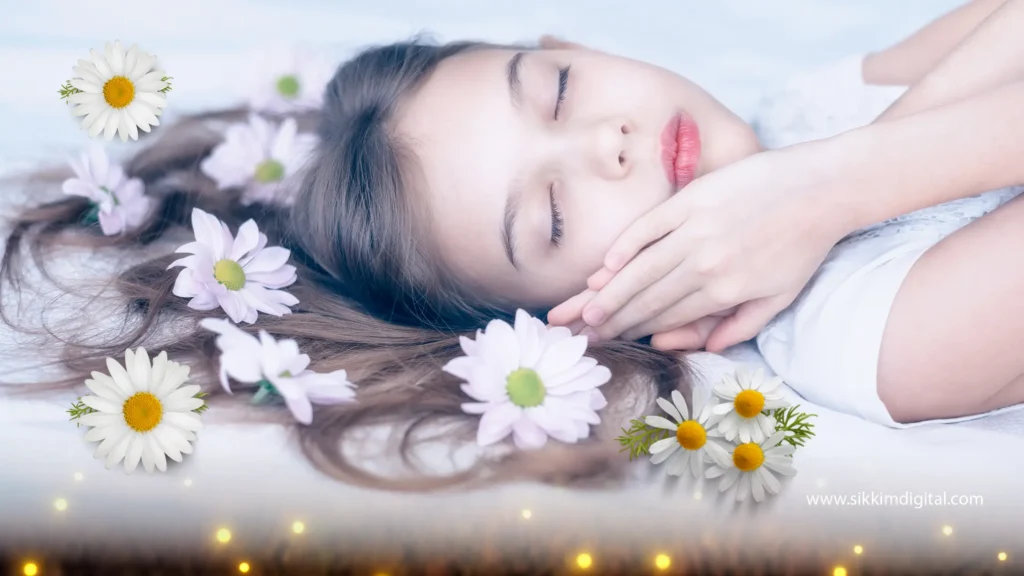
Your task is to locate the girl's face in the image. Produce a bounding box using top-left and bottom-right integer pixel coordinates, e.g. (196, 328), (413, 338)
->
(396, 47), (760, 309)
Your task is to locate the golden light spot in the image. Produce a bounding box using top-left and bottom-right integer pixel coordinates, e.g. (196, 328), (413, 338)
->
(292, 521), (305, 534)
(942, 525), (953, 536)
(654, 553), (671, 570)
(576, 553), (592, 569)
(238, 561), (250, 573)
(214, 259), (246, 291)
(23, 562), (39, 576)
(521, 509), (532, 520)
(122, 392), (163, 432)
(833, 567), (847, 576)
(998, 552), (1008, 561)
(675, 420), (707, 450)
(73, 472), (84, 481)
(693, 490), (703, 500)
(184, 478), (193, 487)
(54, 498), (68, 512)
(853, 545), (863, 555)
(732, 443), (765, 472)
(216, 528), (232, 543)
(103, 76), (135, 108)
(733, 389), (765, 418)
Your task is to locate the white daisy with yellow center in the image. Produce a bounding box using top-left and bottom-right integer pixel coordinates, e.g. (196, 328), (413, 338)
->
(169, 208), (299, 324)
(705, 430), (796, 502)
(77, 348), (203, 473)
(711, 365), (788, 444)
(65, 41), (169, 141)
(443, 309), (611, 449)
(200, 115), (317, 206)
(645, 388), (729, 479)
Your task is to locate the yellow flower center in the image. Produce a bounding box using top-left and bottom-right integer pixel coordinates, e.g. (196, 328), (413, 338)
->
(122, 392), (163, 432)
(276, 75), (301, 98)
(505, 368), (546, 408)
(675, 420), (707, 450)
(214, 259), (246, 291)
(733, 389), (765, 418)
(254, 159), (285, 183)
(103, 76), (135, 108)
(732, 442), (765, 472)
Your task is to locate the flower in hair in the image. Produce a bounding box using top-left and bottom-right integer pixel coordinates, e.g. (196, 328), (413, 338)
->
(443, 309), (610, 450)
(200, 115), (317, 206)
(247, 48), (334, 114)
(61, 144), (153, 235)
(711, 365), (788, 444)
(67, 348), (207, 473)
(645, 388), (729, 480)
(59, 40), (171, 141)
(169, 208), (299, 324)
(201, 318), (356, 424)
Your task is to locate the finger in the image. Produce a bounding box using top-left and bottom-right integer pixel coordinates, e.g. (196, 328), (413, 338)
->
(604, 288), (730, 341)
(704, 297), (786, 353)
(565, 319), (588, 335)
(648, 316), (725, 351)
(603, 196), (687, 272)
(581, 230), (691, 327)
(586, 267), (615, 291)
(546, 289), (597, 326)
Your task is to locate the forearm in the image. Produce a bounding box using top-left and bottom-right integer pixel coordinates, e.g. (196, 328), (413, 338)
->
(816, 80), (1024, 233)
(877, 0), (1024, 122)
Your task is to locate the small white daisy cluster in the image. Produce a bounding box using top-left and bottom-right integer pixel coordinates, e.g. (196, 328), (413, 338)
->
(642, 366), (800, 503)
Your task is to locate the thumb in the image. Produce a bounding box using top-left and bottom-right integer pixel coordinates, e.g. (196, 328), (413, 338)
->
(704, 297), (784, 352)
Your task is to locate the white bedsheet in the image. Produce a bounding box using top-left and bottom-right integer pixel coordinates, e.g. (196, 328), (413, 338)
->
(3, 0), (1022, 569)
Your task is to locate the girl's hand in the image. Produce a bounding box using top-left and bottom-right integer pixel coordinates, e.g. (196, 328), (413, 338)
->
(549, 142), (854, 352)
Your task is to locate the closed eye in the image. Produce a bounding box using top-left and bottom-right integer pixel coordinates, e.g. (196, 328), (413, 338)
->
(549, 184), (564, 246)
(553, 65), (570, 120)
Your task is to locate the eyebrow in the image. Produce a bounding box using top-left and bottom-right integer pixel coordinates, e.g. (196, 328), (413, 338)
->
(500, 51), (527, 270)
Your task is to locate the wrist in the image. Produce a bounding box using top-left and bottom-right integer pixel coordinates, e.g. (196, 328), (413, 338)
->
(783, 134), (870, 241)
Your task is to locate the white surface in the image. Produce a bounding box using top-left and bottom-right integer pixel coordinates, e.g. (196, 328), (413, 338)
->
(2, 0), (1022, 567)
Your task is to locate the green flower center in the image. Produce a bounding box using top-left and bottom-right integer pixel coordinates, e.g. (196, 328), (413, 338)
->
(505, 368), (546, 408)
(213, 259), (246, 291)
(254, 159), (285, 183)
(276, 75), (301, 98)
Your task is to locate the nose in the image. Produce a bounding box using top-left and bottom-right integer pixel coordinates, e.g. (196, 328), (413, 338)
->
(563, 118), (633, 180)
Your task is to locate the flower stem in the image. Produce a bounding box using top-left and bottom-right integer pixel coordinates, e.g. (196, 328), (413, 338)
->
(252, 379), (277, 405)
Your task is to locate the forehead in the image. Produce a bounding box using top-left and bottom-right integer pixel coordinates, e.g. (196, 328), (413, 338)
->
(396, 48), (519, 288)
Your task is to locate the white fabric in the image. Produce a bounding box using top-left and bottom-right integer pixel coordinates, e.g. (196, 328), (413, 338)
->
(751, 54), (1024, 427)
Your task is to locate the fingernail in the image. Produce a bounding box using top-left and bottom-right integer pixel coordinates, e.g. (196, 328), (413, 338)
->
(582, 308), (605, 326)
(580, 327), (599, 341)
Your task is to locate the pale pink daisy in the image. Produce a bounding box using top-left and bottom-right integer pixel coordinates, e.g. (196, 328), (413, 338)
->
(61, 145), (152, 235)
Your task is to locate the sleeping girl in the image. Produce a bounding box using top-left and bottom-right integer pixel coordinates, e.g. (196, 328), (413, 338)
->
(4, 0), (1023, 487)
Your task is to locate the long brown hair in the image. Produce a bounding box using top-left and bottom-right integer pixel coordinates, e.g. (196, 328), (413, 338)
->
(0, 39), (694, 490)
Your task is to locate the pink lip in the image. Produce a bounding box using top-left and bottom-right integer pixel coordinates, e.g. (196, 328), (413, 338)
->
(660, 112), (701, 190)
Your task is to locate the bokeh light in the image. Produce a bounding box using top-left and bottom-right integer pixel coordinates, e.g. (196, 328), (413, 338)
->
(216, 528), (232, 543)
(998, 552), (1008, 561)
(833, 567), (847, 576)
(576, 553), (593, 569)
(73, 472), (84, 481)
(53, 498), (68, 512)
(238, 561), (250, 573)
(654, 553), (671, 570)
(521, 509), (532, 520)
(853, 545), (863, 555)
(22, 562), (39, 576)
(942, 525), (953, 536)
(292, 521), (305, 534)
(184, 478), (193, 487)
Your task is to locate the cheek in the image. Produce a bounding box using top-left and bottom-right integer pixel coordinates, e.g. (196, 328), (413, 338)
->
(571, 187), (665, 270)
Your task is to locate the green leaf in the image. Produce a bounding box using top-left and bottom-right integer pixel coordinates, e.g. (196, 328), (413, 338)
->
(192, 391), (210, 415)
(158, 76), (173, 94)
(616, 418), (673, 461)
(770, 405), (817, 448)
(59, 80), (83, 104)
(67, 397), (97, 428)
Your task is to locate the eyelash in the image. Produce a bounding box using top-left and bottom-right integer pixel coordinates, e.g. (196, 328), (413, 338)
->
(549, 185), (564, 246)
(554, 65), (571, 120)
